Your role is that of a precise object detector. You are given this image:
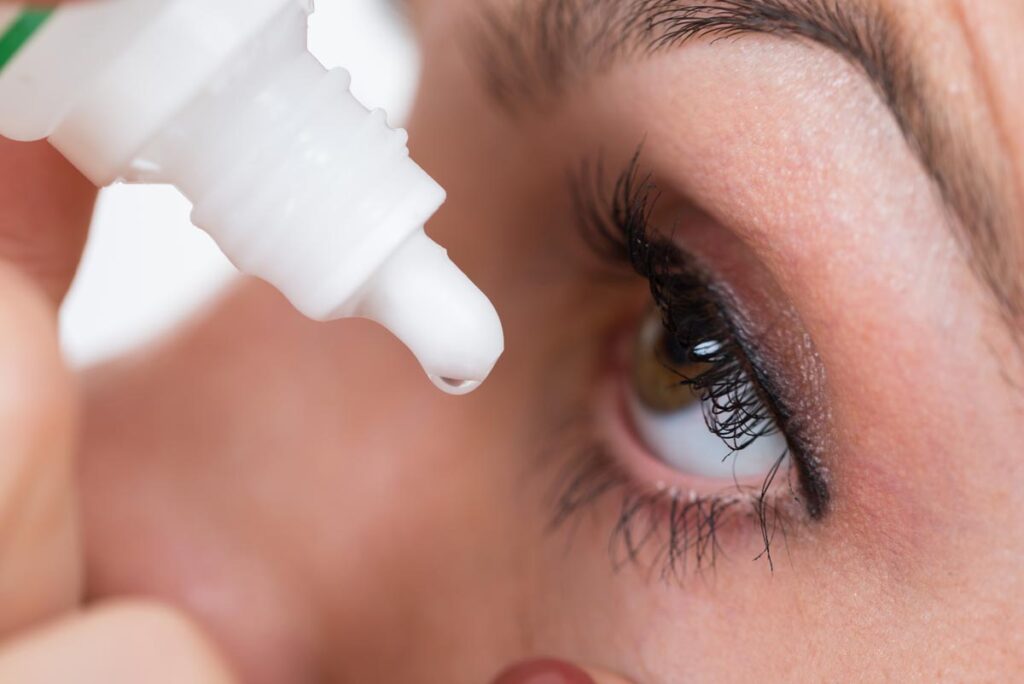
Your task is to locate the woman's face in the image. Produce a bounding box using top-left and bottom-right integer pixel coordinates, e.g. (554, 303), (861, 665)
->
(82, 0), (1024, 681)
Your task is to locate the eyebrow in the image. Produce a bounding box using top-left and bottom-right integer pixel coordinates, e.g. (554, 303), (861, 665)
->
(474, 0), (1020, 324)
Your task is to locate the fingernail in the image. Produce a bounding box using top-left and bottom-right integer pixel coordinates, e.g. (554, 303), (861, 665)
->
(492, 659), (597, 684)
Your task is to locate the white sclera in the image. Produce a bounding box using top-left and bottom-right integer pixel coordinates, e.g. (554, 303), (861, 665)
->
(628, 393), (788, 480)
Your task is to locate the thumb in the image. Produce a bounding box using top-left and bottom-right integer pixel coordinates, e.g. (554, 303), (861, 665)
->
(0, 137), (96, 307)
(492, 659), (635, 684)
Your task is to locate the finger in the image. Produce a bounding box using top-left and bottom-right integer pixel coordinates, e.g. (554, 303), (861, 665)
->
(0, 11), (108, 638)
(493, 659), (636, 684)
(0, 601), (238, 683)
(0, 263), (80, 637)
(0, 138), (95, 306)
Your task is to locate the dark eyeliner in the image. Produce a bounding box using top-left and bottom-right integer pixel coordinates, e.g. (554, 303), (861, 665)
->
(556, 147), (830, 573)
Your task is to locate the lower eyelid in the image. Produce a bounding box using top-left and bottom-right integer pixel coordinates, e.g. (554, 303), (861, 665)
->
(540, 337), (805, 577)
(549, 387), (794, 575)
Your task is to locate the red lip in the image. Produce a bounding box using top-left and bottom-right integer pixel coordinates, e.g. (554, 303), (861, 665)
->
(492, 659), (597, 684)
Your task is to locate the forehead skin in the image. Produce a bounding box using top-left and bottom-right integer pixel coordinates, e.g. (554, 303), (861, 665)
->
(407, 0), (1024, 193)
(407, 0), (1024, 327)
(956, 1), (1024, 215)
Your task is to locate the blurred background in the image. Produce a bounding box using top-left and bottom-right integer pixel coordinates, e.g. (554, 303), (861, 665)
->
(59, 0), (420, 366)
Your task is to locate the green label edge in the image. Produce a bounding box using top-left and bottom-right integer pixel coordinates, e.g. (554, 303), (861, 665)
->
(0, 8), (55, 74)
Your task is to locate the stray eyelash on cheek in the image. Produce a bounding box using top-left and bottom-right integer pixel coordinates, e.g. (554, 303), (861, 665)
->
(547, 146), (830, 575)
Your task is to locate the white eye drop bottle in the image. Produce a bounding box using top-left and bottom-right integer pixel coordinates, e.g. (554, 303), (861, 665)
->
(0, 0), (504, 394)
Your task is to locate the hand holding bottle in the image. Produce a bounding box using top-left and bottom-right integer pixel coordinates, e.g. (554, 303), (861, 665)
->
(0, 2), (240, 681)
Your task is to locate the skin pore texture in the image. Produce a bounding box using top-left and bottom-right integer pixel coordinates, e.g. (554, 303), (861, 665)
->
(1, 0), (1023, 682)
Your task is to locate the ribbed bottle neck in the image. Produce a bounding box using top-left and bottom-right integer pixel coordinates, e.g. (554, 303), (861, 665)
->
(131, 13), (445, 320)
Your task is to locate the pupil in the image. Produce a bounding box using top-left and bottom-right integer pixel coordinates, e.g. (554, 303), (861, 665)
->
(660, 331), (690, 368)
(632, 313), (707, 413)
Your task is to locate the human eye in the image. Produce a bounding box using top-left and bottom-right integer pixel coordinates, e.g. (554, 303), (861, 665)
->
(629, 308), (788, 482)
(552, 148), (830, 574)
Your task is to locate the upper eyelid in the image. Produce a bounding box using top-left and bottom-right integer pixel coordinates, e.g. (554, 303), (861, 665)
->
(476, 0), (1018, 332)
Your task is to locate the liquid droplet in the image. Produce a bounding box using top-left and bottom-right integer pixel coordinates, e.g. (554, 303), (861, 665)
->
(429, 375), (483, 396)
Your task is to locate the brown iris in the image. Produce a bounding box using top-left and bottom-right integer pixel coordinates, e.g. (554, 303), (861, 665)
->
(632, 311), (713, 414)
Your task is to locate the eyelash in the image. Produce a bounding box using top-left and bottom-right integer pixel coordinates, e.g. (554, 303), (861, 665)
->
(551, 148), (827, 576)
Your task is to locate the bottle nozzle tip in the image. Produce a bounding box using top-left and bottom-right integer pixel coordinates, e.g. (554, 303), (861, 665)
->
(354, 230), (504, 395)
(429, 376), (484, 396)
